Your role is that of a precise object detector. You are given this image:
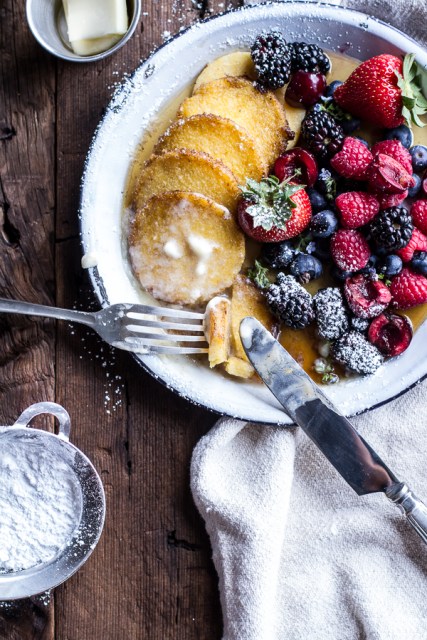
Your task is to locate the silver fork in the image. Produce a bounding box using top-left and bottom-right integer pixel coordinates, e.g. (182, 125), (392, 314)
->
(0, 298), (208, 355)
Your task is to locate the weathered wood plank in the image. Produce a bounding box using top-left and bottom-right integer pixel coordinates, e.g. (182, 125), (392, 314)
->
(0, 1), (56, 638)
(53, 0), (225, 636)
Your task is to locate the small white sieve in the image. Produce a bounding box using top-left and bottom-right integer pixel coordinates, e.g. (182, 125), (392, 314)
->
(0, 402), (105, 600)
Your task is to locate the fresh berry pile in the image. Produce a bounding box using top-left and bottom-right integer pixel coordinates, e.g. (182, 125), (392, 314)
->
(239, 34), (427, 382)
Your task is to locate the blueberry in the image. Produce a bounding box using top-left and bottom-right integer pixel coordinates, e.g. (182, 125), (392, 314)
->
(310, 209), (338, 238)
(306, 187), (327, 212)
(290, 253), (323, 284)
(378, 254), (403, 278)
(360, 266), (377, 279)
(410, 145), (427, 172)
(384, 125), (413, 149)
(342, 117), (361, 134)
(354, 136), (370, 149)
(411, 251), (427, 276)
(360, 255), (379, 277)
(408, 174), (422, 198)
(324, 80), (343, 97)
(331, 266), (354, 282)
(261, 241), (295, 269)
(312, 238), (331, 262)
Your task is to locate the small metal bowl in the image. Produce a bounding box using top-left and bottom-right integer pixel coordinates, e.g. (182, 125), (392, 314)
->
(26, 0), (141, 62)
(0, 403), (105, 600)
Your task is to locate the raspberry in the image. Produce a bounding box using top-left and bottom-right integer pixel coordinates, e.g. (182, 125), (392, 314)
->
(344, 274), (392, 319)
(330, 229), (371, 272)
(376, 190), (408, 210)
(313, 287), (349, 340)
(396, 228), (427, 262)
(368, 153), (415, 194)
(335, 191), (380, 229)
(368, 313), (413, 357)
(266, 273), (314, 329)
(331, 331), (384, 374)
(390, 268), (427, 309)
(411, 200), (427, 235)
(371, 140), (413, 174)
(330, 136), (373, 180)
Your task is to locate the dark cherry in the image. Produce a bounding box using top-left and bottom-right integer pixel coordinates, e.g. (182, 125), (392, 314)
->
(273, 148), (318, 187)
(368, 313), (412, 357)
(344, 274), (391, 319)
(285, 71), (327, 108)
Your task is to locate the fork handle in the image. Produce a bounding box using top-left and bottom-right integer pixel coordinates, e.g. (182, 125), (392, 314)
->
(0, 297), (96, 327)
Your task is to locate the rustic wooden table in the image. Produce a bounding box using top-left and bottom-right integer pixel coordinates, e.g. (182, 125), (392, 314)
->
(0, 1), (241, 637)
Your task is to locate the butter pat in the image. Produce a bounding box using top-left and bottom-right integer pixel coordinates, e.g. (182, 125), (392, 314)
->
(63, 0), (128, 56)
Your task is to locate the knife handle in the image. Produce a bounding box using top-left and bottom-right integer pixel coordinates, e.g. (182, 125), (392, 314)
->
(386, 482), (427, 544)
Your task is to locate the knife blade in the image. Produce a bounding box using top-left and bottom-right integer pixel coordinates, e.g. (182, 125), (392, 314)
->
(240, 316), (427, 544)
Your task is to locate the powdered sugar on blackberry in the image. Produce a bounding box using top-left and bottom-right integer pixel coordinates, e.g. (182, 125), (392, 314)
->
(0, 432), (82, 574)
(332, 331), (384, 375)
(313, 287), (349, 340)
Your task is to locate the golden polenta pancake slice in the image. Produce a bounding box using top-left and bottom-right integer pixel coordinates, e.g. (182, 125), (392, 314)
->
(178, 77), (290, 168)
(193, 52), (304, 151)
(154, 114), (266, 183)
(134, 149), (239, 214)
(230, 275), (277, 362)
(194, 51), (257, 90)
(128, 192), (245, 305)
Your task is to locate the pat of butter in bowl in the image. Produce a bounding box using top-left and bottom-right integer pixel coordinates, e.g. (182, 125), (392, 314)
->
(63, 0), (128, 56)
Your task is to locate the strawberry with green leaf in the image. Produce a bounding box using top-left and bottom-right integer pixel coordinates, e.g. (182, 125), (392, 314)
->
(237, 176), (312, 243)
(334, 53), (427, 129)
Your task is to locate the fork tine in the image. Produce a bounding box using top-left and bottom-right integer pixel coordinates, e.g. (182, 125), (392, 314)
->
(123, 329), (208, 343)
(112, 341), (209, 355)
(123, 318), (206, 332)
(126, 305), (205, 320)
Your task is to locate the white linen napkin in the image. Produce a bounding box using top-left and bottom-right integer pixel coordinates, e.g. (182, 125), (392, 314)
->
(191, 3), (427, 638)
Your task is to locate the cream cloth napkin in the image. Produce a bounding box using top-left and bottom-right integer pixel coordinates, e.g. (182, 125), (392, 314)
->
(191, 3), (427, 638)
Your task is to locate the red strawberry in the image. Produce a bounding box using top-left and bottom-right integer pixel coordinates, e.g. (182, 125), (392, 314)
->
(368, 154), (415, 194)
(335, 191), (380, 229)
(396, 228), (427, 262)
(411, 200), (427, 234)
(344, 274), (391, 319)
(390, 268), (427, 309)
(330, 136), (373, 180)
(376, 190), (408, 210)
(334, 54), (427, 129)
(330, 229), (371, 272)
(371, 140), (413, 174)
(237, 176), (311, 242)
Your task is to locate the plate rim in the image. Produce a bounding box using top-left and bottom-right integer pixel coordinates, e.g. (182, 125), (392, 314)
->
(79, 1), (427, 425)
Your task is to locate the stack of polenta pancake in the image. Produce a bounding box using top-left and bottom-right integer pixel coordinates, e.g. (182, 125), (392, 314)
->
(128, 52), (306, 377)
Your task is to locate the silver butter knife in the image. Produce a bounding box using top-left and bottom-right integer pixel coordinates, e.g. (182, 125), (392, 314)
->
(240, 316), (427, 544)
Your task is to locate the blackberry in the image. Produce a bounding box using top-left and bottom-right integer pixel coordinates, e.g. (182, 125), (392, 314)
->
(350, 317), (370, 333)
(266, 273), (314, 329)
(313, 288), (349, 340)
(290, 42), (331, 74)
(331, 331), (384, 375)
(251, 31), (292, 90)
(369, 207), (413, 252)
(301, 110), (344, 160)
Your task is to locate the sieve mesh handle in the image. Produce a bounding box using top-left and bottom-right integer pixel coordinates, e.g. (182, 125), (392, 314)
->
(14, 402), (71, 441)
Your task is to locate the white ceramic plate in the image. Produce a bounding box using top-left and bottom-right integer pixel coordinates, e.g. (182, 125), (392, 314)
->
(80, 2), (427, 425)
